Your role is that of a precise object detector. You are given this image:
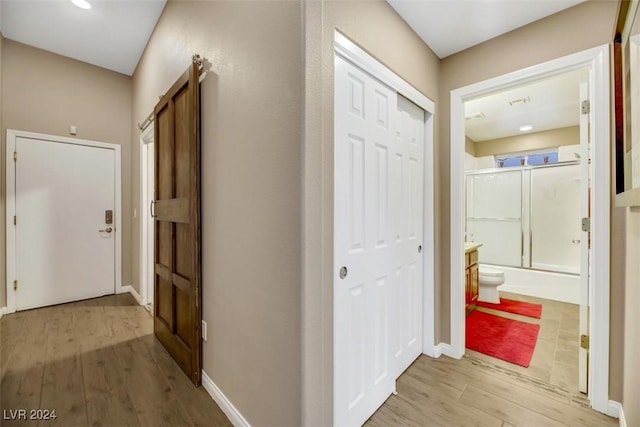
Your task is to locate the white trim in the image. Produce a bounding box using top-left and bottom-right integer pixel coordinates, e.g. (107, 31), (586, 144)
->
(449, 45), (611, 412)
(333, 31), (437, 361)
(622, 0), (639, 44)
(139, 125), (154, 307)
(334, 32), (435, 114)
(431, 342), (452, 359)
(0, 307), (7, 319)
(119, 285), (143, 306)
(618, 403), (627, 426)
(201, 370), (251, 427)
(607, 400), (621, 419)
(6, 130), (123, 314)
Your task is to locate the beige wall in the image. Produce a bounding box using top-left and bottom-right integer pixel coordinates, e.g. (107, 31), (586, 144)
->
(439, 0), (622, 400)
(624, 208), (640, 424)
(474, 126), (579, 157)
(1, 39), (132, 307)
(465, 136), (476, 156)
(0, 34), (3, 306)
(302, 0), (440, 423)
(131, 1), (303, 425)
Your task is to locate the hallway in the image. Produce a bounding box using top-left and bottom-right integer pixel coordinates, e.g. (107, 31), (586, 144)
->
(0, 294), (230, 426)
(1, 293), (618, 426)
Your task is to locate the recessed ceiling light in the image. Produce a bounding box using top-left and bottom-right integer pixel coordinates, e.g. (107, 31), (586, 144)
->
(71, 0), (91, 10)
(519, 125), (533, 132)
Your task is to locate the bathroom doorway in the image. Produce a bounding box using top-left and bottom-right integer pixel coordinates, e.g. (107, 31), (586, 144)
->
(450, 46), (611, 413)
(464, 69), (588, 393)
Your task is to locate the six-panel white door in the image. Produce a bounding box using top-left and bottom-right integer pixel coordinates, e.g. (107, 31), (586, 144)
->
(334, 55), (425, 426)
(15, 136), (116, 311)
(392, 95), (425, 378)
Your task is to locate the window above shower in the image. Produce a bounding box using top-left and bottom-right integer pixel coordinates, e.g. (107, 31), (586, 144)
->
(496, 150), (559, 168)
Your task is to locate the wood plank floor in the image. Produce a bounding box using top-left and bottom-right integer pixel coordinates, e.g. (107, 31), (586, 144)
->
(0, 294), (231, 427)
(367, 292), (617, 427)
(367, 353), (617, 427)
(1, 293), (617, 427)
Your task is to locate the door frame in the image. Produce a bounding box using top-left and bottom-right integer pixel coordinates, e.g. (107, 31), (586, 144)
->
(6, 129), (122, 314)
(139, 124), (154, 307)
(449, 45), (612, 414)
(333, 32), (437, 361)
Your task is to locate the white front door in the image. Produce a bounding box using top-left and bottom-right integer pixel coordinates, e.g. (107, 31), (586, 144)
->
(334, 55), (424, 426)
(15, 136), (115, 310)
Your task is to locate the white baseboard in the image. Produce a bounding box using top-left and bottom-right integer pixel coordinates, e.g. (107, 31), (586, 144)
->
(119, 285), (143, 306)
(202, 370), (251, 427)
(432, 342), (454, 359)
(607, 400), (622, 421)
(619, 404), (627, 426)
(0, 306), (7, 318)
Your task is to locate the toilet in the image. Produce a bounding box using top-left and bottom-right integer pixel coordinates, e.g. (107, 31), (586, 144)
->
(478, 267), (505, 304)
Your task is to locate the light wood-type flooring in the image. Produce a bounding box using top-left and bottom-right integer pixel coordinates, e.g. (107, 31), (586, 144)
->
(1, 292), (617, 427)
(0, 293), (231, 427)
(367, 291), (617, 426)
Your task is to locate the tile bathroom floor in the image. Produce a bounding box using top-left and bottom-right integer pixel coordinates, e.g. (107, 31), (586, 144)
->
(468, 291), (580, 392)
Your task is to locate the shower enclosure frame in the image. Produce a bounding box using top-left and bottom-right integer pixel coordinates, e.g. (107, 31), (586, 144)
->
(465, 160), (582, 275)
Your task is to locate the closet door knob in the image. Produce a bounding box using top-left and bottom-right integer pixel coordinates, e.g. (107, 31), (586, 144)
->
(339, 266), (348, 279)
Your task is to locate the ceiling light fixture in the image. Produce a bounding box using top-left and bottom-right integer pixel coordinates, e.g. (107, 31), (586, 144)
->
(71, 0), (91, 10)
(464, 112), (486, 121)
(519, 125), (533, 132)
(509, 96), (531, 106)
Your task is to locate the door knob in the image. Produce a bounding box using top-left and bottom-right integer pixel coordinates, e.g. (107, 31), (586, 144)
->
(418, 245), (422, 253)
(339, 266), (348, 279)
(99, 227), (113, 233)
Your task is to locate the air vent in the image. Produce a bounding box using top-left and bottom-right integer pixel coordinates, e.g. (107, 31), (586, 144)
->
(465, 112), (486, 121)
(509, 96), (531, 106)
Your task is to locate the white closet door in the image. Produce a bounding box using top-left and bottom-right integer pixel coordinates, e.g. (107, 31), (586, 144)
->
(392, 95), (424, 378)
(334, 56), (396, 427)
(15, 136), (115, 310)
(334, 57), (425, 426)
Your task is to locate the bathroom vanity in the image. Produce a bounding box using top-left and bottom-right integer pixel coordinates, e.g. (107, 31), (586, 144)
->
(465, 242), (482, 314)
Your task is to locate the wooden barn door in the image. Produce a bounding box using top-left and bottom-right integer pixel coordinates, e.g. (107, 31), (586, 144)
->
(153, 58), (202, 385)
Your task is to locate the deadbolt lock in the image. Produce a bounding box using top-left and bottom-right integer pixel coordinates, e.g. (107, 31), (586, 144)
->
(105, 210), (113, 225)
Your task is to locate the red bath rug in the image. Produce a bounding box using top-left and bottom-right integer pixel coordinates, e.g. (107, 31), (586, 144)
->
(476, 297), (543, 319)
(466, 310), (540, 367)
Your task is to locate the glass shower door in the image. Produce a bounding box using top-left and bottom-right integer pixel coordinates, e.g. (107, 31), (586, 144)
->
(466, 170), (523, 267)
(530, 164), (581, 274)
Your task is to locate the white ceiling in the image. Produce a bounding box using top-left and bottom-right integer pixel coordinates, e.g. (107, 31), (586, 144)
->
(0, 0), (586, 76)
(1, 0), (166, 75)
(0, 0), (592, 141)
(464, 68), (588, 142)
(387, 0), (586, 59)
